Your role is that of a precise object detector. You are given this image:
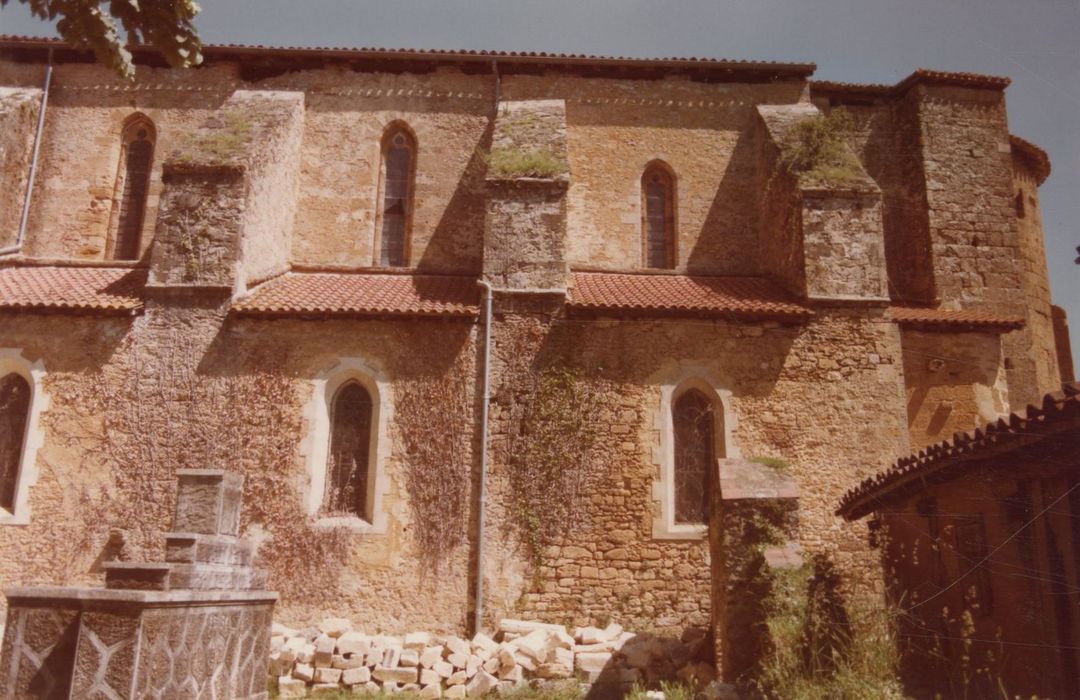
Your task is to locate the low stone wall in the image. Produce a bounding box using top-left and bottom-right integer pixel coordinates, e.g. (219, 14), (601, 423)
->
(270, 618), (716, 698)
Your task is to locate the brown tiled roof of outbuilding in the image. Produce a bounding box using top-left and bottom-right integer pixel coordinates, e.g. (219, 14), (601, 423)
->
(812, 68), (1011, 99)
(232, 272), (479, 318)
(837, 382), (1080, 520)
(568, 271), (812, 320)
(0, 265), (145, 314)
(888, 305), (1025, 332)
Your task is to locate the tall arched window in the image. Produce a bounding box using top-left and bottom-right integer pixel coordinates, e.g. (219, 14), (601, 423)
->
(325, 381), (374, 520)
(111, 115), (156, 261)
(0, 373), (31, 514)
(672, 389), (714, 524)
(642, 163), (676, 269)
(377, 126), (416, 267)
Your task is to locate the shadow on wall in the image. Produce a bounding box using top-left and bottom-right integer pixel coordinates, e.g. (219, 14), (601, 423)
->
(417, 119), (493, 274)
(584, 628), (715, 700)
(686, 122), (760, 277)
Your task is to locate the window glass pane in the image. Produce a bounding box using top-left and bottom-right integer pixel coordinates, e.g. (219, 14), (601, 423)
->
(0, 373), (31, 512)
(644, 171), (673, 268)
(673, 390), (713, 524)
(326, 382), (373, 519)
(115, 129), (153, 261)
(381, 137), (412, 267)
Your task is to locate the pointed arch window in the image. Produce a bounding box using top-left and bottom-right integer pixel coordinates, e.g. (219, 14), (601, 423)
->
(111, 116), (156, 261)
(642, 163), (676, 269)
(325, 381), (374, 520)
(0, 373), (31, 514)
(378, 127), (416, 267)
(672, 389), (714, 524)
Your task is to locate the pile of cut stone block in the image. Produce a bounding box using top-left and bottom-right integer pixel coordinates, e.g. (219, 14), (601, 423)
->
(271, 618), (715, 697)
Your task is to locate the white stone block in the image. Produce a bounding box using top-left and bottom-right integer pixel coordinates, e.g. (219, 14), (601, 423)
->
(420, 684), (443, 699)
(537, 663), (572, 679)
(337, 631), (371, 656)
(382, 647), (402, 668)
(314, 667), (342, 684)
(498, 619), (565, 636)
(314, 634), (336, 668)
(445, 636), (471, 658)
(445, 685), (466, 699)
(318, 617), (353, 638)
(471, 632), (499, 657)
(419, 668), (442, 686)
(342, 666), (371, 685)
(277, 676), (306, 698)
(446, 671), (468, 686)
(448, 652), (469, 669)
(482, 656), (501, 675)
(514, 652), (537, 672)
(333, 654), (366, 670)
(405, 631), (432, 650)
(575, 626), (604, 645)
(601, 623), (623, 641)
(374, 665), (419, 684)
(551, 647), (573, 668)
(465, 670), (498, 697)
(400, 649), (420, 667)
(433, 660), (455, 678)
(465, 654), (482, 676)
(575, 651), (612, 674)
(497, 664), (523, 684)
(298, 643), (315, 664)
(272, 622), (298, 638)
(420, 645), (444, 668)
(292, 663), (315, 682)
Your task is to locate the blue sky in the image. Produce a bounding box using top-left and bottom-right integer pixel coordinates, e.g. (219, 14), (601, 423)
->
(3, 0), (1077, 367)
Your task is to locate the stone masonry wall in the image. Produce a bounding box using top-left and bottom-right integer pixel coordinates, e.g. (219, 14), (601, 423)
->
(0, 87), (40, 249)
(900, 329), (1009, 450)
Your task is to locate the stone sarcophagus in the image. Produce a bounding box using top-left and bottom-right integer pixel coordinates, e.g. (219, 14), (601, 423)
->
(0, 470), (276, 699)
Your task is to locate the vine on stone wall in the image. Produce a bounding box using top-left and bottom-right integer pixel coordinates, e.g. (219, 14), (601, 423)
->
(396, 358), (472, 570)
(41, 310), (351, 602)
(505, 361), (603, 569)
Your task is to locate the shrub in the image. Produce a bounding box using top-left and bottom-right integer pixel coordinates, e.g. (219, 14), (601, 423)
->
(487, 147), (567, 179)
(777, 108), (864, 187)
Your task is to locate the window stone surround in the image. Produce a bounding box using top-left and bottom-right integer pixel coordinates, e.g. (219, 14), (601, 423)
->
(649, 367), (738, 540)
(300, 357), (392, 534)
(0, 349), (49, 526)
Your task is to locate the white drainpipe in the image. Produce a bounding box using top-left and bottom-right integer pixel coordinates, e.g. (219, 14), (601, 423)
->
(3, 50), (53, 257)
(473, 278), (494, 634)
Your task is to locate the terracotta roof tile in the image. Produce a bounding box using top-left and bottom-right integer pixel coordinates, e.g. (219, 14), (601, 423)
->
(0, 35), (815, 77)
(0, 265), (145, 314)
(888, 305), (1024, 331)
(568, 272), (812, 320)
(232, 272), (479, 318)
(1010, 134), (1051, 184)
(838, 382), (1080, 520)
(812, 68), (1010, 100)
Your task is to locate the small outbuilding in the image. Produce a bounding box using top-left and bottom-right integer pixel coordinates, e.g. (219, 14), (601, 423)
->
(838, 382), (1080, 699)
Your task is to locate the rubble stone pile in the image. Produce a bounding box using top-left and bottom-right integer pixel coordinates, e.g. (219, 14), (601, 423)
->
(270, 618), (716, 697)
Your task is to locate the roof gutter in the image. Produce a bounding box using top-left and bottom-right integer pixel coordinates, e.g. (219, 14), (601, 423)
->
(2, 48), (52, 258)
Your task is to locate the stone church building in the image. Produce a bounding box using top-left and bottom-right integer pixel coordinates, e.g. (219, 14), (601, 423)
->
(0, 36), (1069, 636)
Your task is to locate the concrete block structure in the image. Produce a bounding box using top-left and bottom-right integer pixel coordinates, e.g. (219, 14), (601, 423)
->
(0, 36), (1069, 645)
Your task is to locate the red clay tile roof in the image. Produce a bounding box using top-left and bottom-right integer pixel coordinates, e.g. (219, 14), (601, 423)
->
(0, 35), (815, 78)
(812, 68), (1011, 101)
(1010, 134), (1051, 184)
(888, 305), (1024, 332)
(568, 272), (812, 320)
(838, 382), (1080, 520)
(232, 272), (479, 318)
(0, 265), (145, 314)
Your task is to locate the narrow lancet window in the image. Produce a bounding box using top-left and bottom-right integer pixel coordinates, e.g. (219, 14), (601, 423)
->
(673, 389), (714, 524)
(112, 117), (155, 261)
(379, 129), (416, 267)
(643, 164), (675, 269)
(326, 381), (374, 519)
(0, 373), (31, 514)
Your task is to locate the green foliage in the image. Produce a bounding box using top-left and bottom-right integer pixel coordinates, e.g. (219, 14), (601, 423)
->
(778, 108), (864, 186)
(176, 111), (254, 166)
(750, 555), (906, 699)
(487, 147), (568, 179)
(658, 680), (697, 700)
(3, 0), (203, 80)
(749, 456), (790, 473)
